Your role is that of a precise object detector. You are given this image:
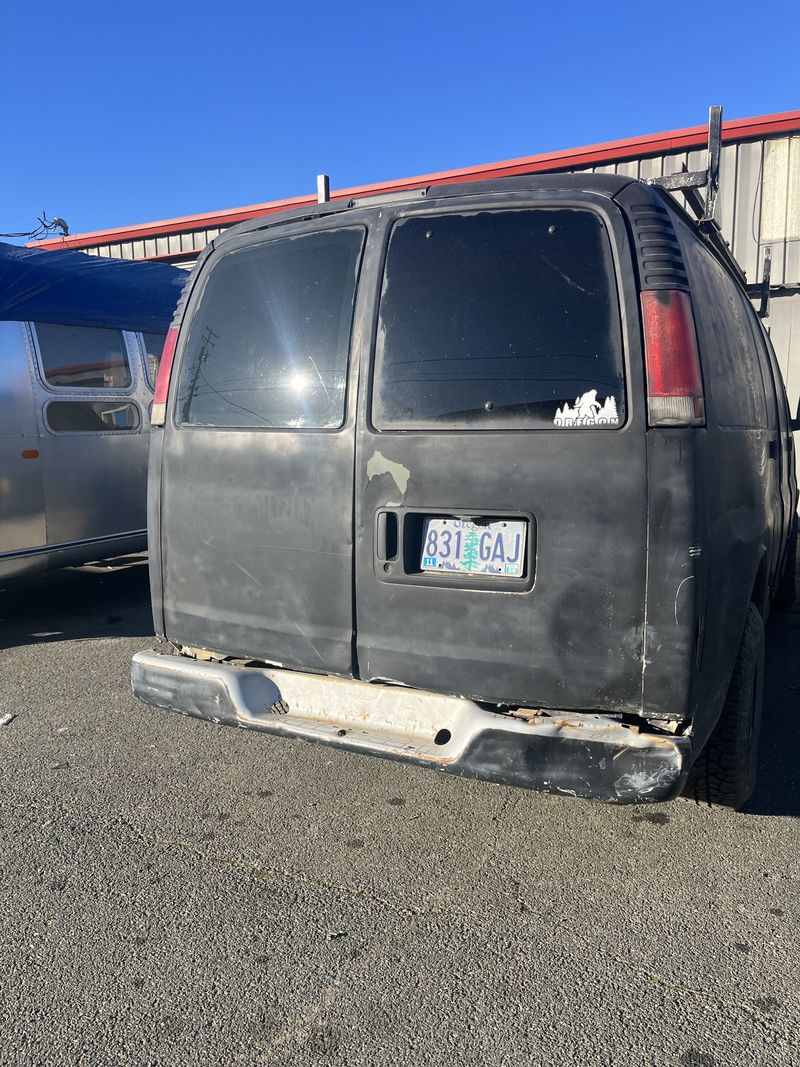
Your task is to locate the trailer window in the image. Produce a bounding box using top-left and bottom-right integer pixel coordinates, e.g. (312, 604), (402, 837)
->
(373, 209), (625, 430)
(45, 400), (140, 433)
(176, 228), (365, 429)
(34, 324), (132, 390)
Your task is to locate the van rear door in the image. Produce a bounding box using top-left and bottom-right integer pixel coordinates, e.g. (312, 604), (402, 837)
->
(355, 199), (648, 712)
(158, 224), (366, 674)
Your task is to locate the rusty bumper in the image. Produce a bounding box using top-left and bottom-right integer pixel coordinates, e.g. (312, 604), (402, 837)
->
(131, 651), (692, 804)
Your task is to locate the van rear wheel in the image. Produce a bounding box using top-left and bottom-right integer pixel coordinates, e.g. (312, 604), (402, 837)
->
(685, 603), (764, 810)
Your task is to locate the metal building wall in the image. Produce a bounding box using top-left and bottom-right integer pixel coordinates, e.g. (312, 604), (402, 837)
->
(762, 293), (800, 409)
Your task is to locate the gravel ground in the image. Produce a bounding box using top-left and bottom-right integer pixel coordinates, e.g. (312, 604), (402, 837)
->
(0, 558), (798, 1067)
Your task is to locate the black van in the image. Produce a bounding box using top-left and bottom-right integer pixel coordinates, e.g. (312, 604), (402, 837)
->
(132, 173), (797, 808)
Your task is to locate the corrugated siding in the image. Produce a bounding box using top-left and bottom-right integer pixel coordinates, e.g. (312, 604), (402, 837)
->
(756, 291), (800, 413)
(83, 228), (219, 264)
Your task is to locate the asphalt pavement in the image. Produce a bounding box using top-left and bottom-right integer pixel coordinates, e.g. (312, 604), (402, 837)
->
(0, 558), (798, 1067)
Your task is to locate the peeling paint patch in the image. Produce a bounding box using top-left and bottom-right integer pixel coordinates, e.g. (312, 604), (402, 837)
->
(366, 451), (410, 495)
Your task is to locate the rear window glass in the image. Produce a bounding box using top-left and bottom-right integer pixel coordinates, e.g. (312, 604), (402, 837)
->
(34, 323), (131, 390)
(373, 209), (624, 430)
(176, 228), (365, 429)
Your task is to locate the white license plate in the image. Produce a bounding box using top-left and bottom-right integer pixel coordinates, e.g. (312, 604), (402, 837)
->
(420, 518), (526, 576)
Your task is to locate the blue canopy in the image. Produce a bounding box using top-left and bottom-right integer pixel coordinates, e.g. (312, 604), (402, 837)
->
(0, 240), (187, 332)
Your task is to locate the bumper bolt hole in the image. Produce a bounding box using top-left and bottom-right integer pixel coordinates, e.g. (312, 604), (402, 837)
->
(337, 729), (347, 737)
(434, 728), (451, 746)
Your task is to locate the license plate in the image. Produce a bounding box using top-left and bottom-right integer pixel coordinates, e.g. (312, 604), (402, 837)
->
(420, 518), (526, 576)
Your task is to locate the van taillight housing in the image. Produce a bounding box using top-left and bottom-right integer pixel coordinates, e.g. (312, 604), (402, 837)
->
(640, 290), (705, 427)
(150, 326), (179, 427)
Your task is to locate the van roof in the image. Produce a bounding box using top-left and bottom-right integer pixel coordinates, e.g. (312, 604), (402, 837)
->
(207, 172), (638, 252)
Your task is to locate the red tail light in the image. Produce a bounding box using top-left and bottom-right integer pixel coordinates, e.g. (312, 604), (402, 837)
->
(150, 326), (179, 427)
(640, 290), (705, 427)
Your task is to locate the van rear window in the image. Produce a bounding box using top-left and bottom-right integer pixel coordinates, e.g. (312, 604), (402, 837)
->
(176, 228), (364, 430)
(373, 210), (624, 430)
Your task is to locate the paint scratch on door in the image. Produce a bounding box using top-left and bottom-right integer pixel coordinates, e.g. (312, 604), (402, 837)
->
(366, 451), (410, 495)
(674, 575), (695, 625)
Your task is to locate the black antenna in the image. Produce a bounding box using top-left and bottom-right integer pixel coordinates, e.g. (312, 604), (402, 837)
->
(0, 212), (70, 240)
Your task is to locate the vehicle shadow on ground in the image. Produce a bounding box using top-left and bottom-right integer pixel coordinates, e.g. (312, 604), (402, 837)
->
(0, 555), (154, 650)
(744, 597), (800, 818)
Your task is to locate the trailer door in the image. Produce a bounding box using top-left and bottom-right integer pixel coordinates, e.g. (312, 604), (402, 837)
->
(31, 323), (148, 548)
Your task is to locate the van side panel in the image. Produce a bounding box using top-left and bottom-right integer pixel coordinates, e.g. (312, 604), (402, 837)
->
(675, 216), (775, 735)
(692, 425), (769, 746)
(611, 185), (706, 722)
(642, 430), (703, 720)
(615, 187), (774, 733)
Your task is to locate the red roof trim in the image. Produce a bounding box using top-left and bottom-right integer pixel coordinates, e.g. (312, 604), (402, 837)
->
(32, 109), (800, 251)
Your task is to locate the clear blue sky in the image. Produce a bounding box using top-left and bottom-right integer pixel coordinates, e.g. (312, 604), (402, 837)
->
(2, 0), (797, 239)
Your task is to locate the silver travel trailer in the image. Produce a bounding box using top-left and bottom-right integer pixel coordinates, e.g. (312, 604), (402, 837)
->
(0, 241), (186, 580)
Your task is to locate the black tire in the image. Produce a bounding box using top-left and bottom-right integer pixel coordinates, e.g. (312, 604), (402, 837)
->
(773, 517), (797, 610)
(685, 603), (764, 810)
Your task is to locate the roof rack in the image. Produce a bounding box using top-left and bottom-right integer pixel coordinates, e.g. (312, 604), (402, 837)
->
(646, 105), (748, 288)
(649, 105), (722, 219)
